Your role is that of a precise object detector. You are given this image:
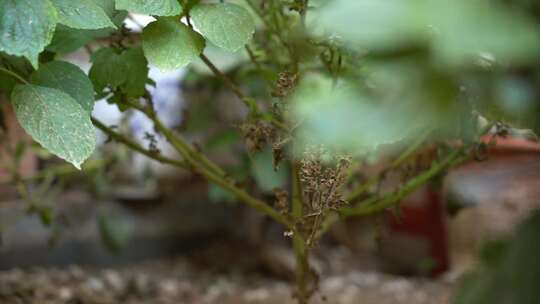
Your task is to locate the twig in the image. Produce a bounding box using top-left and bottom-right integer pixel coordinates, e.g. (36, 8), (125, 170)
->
(125, 99), (293, 228)
(291, 162), (312, 304)
(346, 130), (431, 202)
(0, 66), (29, 84)
(340, 147), (468, 217)
(92, 117), (188, 169)
(199, 53), (247, 102)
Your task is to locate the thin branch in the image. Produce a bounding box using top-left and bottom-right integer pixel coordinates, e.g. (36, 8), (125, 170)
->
(0, 66), (29, 84)
(190, 17), (288, 132)
(346, 130), (431, 202)
(199, 53), (247, 102)
(316, 145), (472, 238)
(292, 161), (310, 303)
(124, 100), (225, 177)
(291, 162), (304, 219)
(92, 117), (189, 169)
(125, 100), (293, 228)
(341, 147), (468, 217)
(244, 0), (290, 50)
(199, 54), (288, 132)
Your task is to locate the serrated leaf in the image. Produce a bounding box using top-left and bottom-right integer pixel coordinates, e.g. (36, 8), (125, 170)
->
(50, 0), (115, 30)
(11, 85), (96, 169)
(191, 3), (255, 52)
(30, 61), (95, 113)
(142, 18), (205, 71)
(115, 0), (182, 16)
(0, 0), (58, 68)
(89, 47), (128, 92)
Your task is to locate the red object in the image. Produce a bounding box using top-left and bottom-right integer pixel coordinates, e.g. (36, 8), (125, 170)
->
(387, 187), (449, 276)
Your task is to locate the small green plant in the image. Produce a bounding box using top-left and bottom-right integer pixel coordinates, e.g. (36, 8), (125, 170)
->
(1, 0), (540, 303)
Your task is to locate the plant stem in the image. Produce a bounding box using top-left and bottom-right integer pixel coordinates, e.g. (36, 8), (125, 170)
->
(316, 145), (471, 238)
(92, 117), (189, 169)
(346, 131), (430, 202)
(125, 100), (225, 176)
(126, 100), (293, 228)
(199, 53), (247, 102)
(244, 0), (290, 50)
(341, 147), (467, 217)
(293, 236), (310, 304)
(199, 47), (288, 132)
(291, 162), (312, 304)
(0, 66), (29, 85)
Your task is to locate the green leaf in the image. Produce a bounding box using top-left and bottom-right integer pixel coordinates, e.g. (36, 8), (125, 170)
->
(120, 47), (149, 98)
(10, 85), (96, 169)
(98, 209), (133, 253)
(46, 25), (96, 54)
(47, 11), (128, 54)
(89, 47), (128, 92)
(142, 18), (205, 71)
(316, 0), (540, 66)
(0, 72), (17, 95)
(292, 64), (460, 152)
(453, 211), (540, 304)
(428, 0), (540, 67)
(191, 3), (255, 52)
(0, 0), (58, 68)
(251, 149), (288, 193)
(315, 0), (427, 51)
(93, 0), (116, 16)
(30, 61), (95, 113)
(0, 52), (34, 95)
(88, 47), (149, 97)
(115, 0), (182, 16)
(50, 0), (115, 30)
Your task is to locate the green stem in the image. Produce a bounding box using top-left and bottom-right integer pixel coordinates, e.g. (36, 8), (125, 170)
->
(291, 162), (303, 218)
(199, 53), (247, 103)
(127, 100), (293, 228)
(346, 131), (430, 202)
(291, 162), (311, 304)
(199, 47), (287, 132)
(92, 117), (188, 169)
(244, 0), (289, 49)
(341, 147), (467, 217)
(0, 66), (29, 84)
(317, 146), (470, 238)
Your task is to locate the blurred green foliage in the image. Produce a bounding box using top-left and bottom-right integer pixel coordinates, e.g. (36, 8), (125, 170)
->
(292, 0), (540, 153)
(453, 211), (540, 304)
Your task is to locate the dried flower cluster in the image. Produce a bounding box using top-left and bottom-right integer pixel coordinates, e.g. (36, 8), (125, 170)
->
(299, 146), (351, 245)
(271, 71), (298, 99)
(240, 121), (275, 153)
(273, 187), (289, 214)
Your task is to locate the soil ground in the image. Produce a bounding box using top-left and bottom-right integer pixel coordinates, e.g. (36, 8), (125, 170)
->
(0, 251), (454, 304)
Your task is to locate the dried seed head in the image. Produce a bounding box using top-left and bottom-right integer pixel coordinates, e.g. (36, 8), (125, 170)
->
(240, 121), (274, 153)
(271, 71), (298, 98)
(273, 187), (289, 214)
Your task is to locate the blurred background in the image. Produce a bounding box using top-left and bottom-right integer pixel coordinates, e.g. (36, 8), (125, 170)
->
(1, 0), (540, 303)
